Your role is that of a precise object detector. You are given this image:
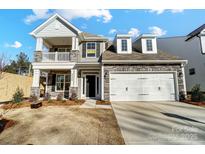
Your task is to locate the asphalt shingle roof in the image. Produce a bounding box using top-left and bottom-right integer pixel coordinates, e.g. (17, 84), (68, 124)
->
(102, 45), (183, 61)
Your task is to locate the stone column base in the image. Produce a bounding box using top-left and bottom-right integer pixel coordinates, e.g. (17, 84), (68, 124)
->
(69, 87), (78, 99)
(31, 87), (40, 98)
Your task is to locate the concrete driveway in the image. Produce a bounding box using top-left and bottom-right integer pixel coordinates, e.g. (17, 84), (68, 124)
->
(112, 101), (205, 144)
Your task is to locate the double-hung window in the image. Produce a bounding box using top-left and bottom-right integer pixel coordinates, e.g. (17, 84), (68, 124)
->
(86, 42), (96, 58)
(121, 40), (128, 51)
(56, 74), (70, 91)
(146, 39), (153, 51)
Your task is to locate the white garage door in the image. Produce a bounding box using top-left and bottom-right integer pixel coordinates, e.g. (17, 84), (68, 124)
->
(110, 73), (176, 101)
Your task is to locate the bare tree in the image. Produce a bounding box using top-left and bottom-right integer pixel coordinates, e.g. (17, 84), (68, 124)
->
(0, 53), (6, 79)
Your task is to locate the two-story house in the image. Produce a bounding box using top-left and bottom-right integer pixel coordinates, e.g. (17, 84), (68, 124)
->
(31, 14), (187, 101)
(158, 24), (205, 92)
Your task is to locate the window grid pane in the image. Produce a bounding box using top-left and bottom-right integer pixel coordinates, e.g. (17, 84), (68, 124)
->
(121, 40), (127, 51)
(146, 40), (153, 51)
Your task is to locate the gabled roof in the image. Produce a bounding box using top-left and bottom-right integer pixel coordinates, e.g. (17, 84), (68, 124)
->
(30, 13), (81, 37)
(186, 24), (205, 41)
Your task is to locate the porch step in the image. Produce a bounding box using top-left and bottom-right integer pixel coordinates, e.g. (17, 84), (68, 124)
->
(80, 99), (96, 108)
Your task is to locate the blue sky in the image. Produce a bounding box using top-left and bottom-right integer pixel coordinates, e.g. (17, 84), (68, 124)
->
(0, 9), (205, 61)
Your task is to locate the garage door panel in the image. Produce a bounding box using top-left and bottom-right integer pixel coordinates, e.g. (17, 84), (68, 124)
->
(110, 73), (176, 101)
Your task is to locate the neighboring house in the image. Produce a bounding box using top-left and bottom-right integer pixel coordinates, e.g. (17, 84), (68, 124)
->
(31, 14), (187, 101)
(158, 24), (205, 92)
(0, 72), (32, 102)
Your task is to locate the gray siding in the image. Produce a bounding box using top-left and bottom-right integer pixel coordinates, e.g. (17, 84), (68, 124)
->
(158, 37), (205, 91)
(36, 19), (77, 37)
(78, 42), (105, 63)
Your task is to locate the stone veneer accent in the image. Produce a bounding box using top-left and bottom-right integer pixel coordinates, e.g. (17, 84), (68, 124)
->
(69, 87), (78, 99)
(103, 64), (185, 101)
(31, 87), (40, 98)
(34, 51), (42, 62)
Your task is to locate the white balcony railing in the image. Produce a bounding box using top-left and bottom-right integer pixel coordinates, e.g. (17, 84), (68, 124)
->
(42, 52), (71, 62)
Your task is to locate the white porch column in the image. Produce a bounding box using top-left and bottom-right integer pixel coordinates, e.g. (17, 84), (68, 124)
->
(32, 69), (40, 87)
(101, 65), (104, 100)
(36, 37), (43, 51)
(45, 72), (48, 93)
(71, 69), (78, 87)
(72, 37), (76, 50)
(75, 37), (79, 50)
(181, 63), (187, 97)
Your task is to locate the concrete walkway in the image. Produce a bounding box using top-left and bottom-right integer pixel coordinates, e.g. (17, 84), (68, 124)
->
(80, 99), (96, 108)
(80, 99), (112, 109)
(112, 101), (205, 145)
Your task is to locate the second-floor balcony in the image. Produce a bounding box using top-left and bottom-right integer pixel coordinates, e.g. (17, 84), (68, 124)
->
(34, 51), (78, 63)
(43, 52), (70, 62)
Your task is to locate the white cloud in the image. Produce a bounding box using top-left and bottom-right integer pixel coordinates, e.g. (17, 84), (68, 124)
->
(55, 9), (112, 23)
(109, 28), (117, 34)
(24, 9), (112, 24)
(148, 9), (184, 14)
(128, 28), (140, 38)
(24, 9), (51, 24)
(170, 9), (184, 13)
(149, 9), (165, 15)
(5, 41), (22, 49)
(148, 26), (167, 36)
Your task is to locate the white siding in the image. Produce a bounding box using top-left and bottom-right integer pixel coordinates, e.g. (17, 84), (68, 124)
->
(116, 37), (132, 54)
(200, 36), (205, 54)
(141, 37), (157, 54)
(35, 19), (77, 37)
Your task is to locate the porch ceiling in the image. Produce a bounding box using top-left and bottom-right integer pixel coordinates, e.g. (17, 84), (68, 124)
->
(44, 37), (72, 46)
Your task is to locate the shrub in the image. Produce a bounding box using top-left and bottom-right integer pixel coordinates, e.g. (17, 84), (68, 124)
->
(48, 99), (53, 103)
(179, 91), (186, 101)
(43, 93), (51, 101)
(191, 84), (204, 102)
(12, 87), (24, 103)
(56, 93), (63, 101)
(61, 100), (66, 103)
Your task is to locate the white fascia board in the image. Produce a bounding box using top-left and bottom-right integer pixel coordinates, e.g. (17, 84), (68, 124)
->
(134, 34), (157, 42)
(102, 60), (188, 64)
(30, 13), (81, 38)
(116, 34), (132, 38)
(32, 62), (76, 70)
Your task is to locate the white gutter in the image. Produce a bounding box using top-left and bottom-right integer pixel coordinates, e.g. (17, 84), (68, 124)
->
(102, 60), (188, 64)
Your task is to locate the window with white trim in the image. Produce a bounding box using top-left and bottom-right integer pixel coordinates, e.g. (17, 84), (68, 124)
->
(86, 42), (96, 57)
(146, 39), (153, 51)
(121, 39), (128, 51)
(56, 74), (70, 91)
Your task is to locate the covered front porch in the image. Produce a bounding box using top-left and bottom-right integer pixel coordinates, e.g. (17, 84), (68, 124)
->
(31, 65), (102, 100)
(31, 67), (78, 99)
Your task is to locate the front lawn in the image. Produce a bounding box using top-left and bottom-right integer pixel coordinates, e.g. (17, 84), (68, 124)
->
(0, 106), (124, 144)
(1, 99), (85, 110)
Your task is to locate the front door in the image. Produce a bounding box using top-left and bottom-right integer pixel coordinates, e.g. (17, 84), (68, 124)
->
(86, 75), (96, 98)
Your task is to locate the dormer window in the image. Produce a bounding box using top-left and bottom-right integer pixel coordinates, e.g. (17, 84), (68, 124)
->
(146, 39), (153, 51)
(114, 34), (132, 54)
(133, 34), (157, 54)
(121, 40), (128, 51)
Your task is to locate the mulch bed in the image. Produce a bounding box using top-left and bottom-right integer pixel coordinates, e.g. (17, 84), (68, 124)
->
(0, 99), (86, 110)
(96, 100), (111, 105)
(182, 100), (205, 107)
(42, 99), (85, 107)
(0, 118), (17, 133)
